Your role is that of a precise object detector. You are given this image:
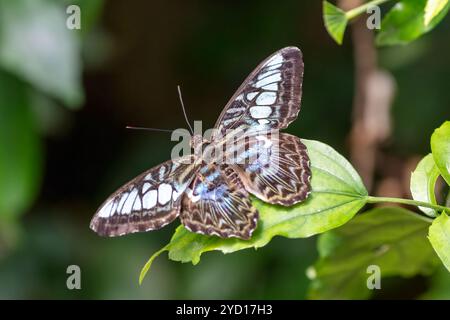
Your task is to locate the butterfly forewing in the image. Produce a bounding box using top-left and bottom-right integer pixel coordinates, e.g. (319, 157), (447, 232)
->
(90, 156), (199, 236)
(213, 47), (304, 138)
(181, 163), (258, 239)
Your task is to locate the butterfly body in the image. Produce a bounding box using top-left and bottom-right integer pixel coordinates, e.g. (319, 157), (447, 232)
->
(91, 47), (311, 240)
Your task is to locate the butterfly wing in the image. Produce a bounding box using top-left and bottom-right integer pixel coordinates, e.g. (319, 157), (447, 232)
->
(213, 46), (303, 138)
(92, 47), (306, 239)
(230, 132), (311, 206)
(180, 163), (258, 239)
(90, 156), (199, 237)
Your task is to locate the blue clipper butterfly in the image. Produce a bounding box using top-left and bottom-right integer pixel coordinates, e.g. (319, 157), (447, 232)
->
(90, 47), (311, 240)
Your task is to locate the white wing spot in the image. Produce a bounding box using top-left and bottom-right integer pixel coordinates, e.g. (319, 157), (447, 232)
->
(142, 182), (151, 193)
(158, 183), (172, 205)
(255, 73), (281, 88)
(267, 53), (283, 66)
(226, 106), (245, 114)
(159, 166), (166, 180)
(256, 92), (276, 105)
(262, 83), (278, 91)
(235, 94), (244, 101)
(186, 188), (201, 203)
(246, 92), (258, 101)
(111, 201), (118, 215)
(258, 119), (270, 125)
(132, 196), (142, 211)
(250, 106), (272, 119)
(223, 118), (238, 126)
(172, 188), (182, 201)
(98, 199), (113, 218)
(117, 192), (129, 212)
(145, 173), (153, 181)
(266, 62), (282, 71)
(122, 188), (138, 214)
(257, 69), (279, 80)
(143, 189), (157, 209)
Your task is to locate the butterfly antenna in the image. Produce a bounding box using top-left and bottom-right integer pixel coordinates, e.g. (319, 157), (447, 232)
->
(177, 85), (194, 135)
(126, 126), (174, 133)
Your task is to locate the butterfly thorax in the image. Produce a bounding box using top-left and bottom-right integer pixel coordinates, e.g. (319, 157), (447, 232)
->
(190, 134), (210, 157)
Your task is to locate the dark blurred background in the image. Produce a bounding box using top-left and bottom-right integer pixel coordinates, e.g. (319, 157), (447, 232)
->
(0, 0), (449, 299)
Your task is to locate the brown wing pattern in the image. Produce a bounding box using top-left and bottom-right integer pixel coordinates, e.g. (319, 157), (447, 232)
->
(90, 156), (198, 237)
(231, 133), (311, 206)
(213, 47), (304, 138)
(181, 163), (258, 239)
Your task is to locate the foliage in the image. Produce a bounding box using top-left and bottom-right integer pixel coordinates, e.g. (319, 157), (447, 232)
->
(0, 72), (42, 221)
(0, 0), (83, 107)
(0, 0), (102, 241)
(428, 212), (450, 271)
(420, 265), (450, 299)
(425, 0), (450, 25)
(376, 0), (450, 45)
(307, 207), (438, 299)
(431, 121), (450, 186)
(410, 154), (440, 217)
(315, 0), (450, 298)
(323, 1), (348, 45)
(323, 0), (450, 46)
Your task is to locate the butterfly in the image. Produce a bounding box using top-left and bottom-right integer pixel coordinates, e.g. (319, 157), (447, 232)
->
(90, 46), (311, 240)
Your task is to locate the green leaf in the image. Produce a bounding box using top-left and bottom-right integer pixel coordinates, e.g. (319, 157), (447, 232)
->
(446, 191), (450, 207)
(410, 154), (440, 217)
(428, 213), (450, 272)
(308, 207), (438, 299)
(0, 71), (42, 221)
(323, 1), (348, 45)
(420, 265), (450, 299)
(424, 0), (449, 25)
(376, 0), (450, 46)
(139, 139), (368, 282)
(139, 246), (169, 285)
(0, 0), (83, 107)
(431, 121), (450, 186)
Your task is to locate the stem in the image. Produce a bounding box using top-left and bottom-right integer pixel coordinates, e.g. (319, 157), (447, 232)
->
(345, 0), (393, 20)
(139, 245), (169, 285)
(366, 196), (450, 213)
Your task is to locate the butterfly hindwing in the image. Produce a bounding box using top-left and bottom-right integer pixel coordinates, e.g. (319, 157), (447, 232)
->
(90, 156), (198, 237)
(181, 163), (258, 239)
(213, 47), (304, 138)
(231, 132), (311, 206)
